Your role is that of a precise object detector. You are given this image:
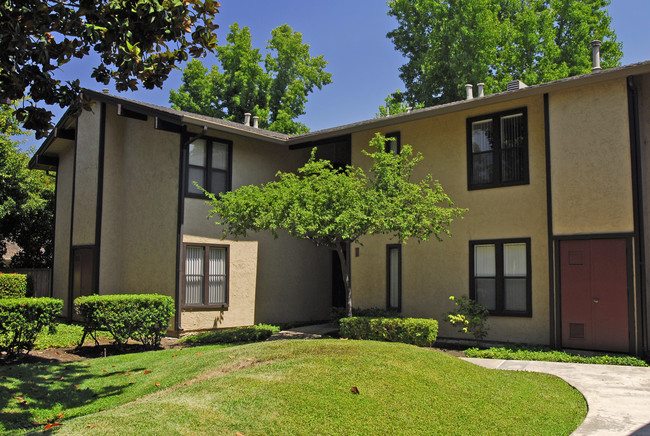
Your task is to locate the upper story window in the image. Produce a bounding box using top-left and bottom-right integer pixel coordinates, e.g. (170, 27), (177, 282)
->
(385, 131), (401, 154)
(467, 108), (528, 190)
(469, 238), (532, 317)
(186, 137), (232, 198)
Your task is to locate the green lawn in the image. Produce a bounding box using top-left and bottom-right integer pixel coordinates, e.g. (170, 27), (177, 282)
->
(0, 340), (586, 435)
(33, 323), (112, 350)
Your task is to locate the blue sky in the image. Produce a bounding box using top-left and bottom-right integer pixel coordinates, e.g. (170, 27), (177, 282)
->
(21, 0), (650, 150)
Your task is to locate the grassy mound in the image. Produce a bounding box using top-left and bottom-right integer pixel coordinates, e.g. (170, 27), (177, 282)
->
(0, 340), (586, 435)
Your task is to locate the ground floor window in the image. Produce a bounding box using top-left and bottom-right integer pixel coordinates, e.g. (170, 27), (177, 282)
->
(183, 244), (228, 308)
(469, 238), (531, 316)
(387, 244), (401, 311)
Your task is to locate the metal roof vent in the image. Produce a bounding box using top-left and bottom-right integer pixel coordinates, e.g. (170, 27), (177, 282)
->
(591, 40), (602, 72)
(252, 116), (259, 128)
(465, 84), (474, 100)
(244, 113), (251, 126)
(477, 83), (485, 97)
(506, 80), (528, 91)
(102, 88), (110, 94)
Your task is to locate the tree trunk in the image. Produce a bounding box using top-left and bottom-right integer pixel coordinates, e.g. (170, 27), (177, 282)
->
(335, 242), (353, 317)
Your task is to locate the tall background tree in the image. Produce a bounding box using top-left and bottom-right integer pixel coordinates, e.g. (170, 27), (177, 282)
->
(0, 105), (54, 267)
(204, 134), (465, 317)
(0, 0), (220, 138)
(385, 0), (623, 108)
(169, 23), (333, 134)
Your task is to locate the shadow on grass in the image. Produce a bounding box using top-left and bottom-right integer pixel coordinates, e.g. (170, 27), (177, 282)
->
(0, 359), (144, 432)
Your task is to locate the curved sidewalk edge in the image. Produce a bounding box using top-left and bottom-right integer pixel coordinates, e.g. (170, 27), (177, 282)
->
(462, 358), (650, 436)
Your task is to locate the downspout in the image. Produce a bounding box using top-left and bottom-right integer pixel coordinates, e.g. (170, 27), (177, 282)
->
(544, 93), (558, 348)
(627, 76), (647, 356)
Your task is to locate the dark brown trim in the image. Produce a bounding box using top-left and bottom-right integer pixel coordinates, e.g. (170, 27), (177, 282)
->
(553, 232), (635, 241)
(174, 126), (188, 332)
(31, 154), (59, 170)
(154, 117), (183, 133)
(53, 127), (76, 140)
(181, 243), (230, 309)
(92, 102), (106, 294)
(469, 238), (532, 317)
(184, 136), (233, 199)
(67, 117), (79, 319)
(116, 104), (148, 121)
(386, 244), (402, 312)
(466, 107), (529, 191)
(627, 75), (647, 355)
(288, 134), (351, 150)
(544, 93), (559, 348)
(50, 170), (59, 297)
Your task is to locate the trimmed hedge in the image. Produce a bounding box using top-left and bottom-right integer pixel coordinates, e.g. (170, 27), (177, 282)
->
(75, 294), (174, 349)
(0, 297), (63, 359)
(0, 273), (28, 299)
(340, 317), (438, 347)
(180, 324), (281, 345)
(330, 307), (402, 323)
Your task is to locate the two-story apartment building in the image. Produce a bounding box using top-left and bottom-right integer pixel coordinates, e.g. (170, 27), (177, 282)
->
(31, 60), (650, 356)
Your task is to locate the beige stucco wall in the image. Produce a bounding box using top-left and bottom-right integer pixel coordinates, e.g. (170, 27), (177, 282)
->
(99, 108), (179, 300)
(181, 131), (332, 330)
(351, 96), (551, 345)
(52, 143), (75, 314)
(71, 109), (100, 246)
(549, 78), (634, 235)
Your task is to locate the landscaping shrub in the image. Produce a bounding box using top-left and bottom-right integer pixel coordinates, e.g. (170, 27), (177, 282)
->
(340, 317), (438, 347)
(445, 295), (490, 344)
(0, 297), (63, 359)
(465, 346), (649, 367)
(0, 273), (28, 299)
(75, 294), (174, 349)
(330, 307), (401, 323)
(180, 324), (280, 345)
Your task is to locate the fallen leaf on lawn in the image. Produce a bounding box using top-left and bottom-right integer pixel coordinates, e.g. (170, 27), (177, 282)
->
(13, 396), (24, 400)
(172, 355), (178, 358)
(144, 370), (151, 374)
(73, 384), (79, 387)
(350, 386), (360, 395)
(229, 355), (234, 359)
(236, 432), (246, 436)
(43, 422), (62, 430)
(340, 337), (349, 341)
(57, 412), (64, 419)
(56, 352), (60, 355)
(85, 425), (96, 428)
(18, 400), (27, 406)
(155, 382), (160, 386)
(59, 377), (65, 380)
(102, 369), (107, 372)
(197, 352), (201, 355)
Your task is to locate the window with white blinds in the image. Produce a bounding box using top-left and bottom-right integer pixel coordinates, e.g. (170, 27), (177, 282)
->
(470, 239), (531, 316)
(467, 108), (528, 190)
(184, 244), (228, 307)
(387, 245), (401, 311)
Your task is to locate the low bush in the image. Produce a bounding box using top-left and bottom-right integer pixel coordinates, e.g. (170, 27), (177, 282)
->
(340, 317), (438, 347)
(330, 307), (402, 323)
(0, 273), (28, 299)
(75, 294), (174, 349)
(180, 324), (280, 345)
(465, 346), (649, 367)
(0, 297), (63, 359)
(445, 295), (489, 344)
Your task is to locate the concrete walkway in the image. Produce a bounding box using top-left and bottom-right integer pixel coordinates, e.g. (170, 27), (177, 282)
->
(463, 358), (650, 435)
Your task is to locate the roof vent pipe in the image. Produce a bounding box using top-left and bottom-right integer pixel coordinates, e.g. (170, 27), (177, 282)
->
(252, 116), (259, 128)
(102, 88), (109, 94)
(591, 40), (602, 72)
(244, 113), (251, 126)
(477, 83), (485, 97)
(465, 84), (473, 100)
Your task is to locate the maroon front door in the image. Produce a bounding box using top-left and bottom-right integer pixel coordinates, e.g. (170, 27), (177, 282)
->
(560, 239), (629, 352)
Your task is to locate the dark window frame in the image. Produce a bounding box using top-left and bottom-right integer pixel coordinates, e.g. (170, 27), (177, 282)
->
(469, 238), (532, 317)
(385, 131), (401, 154)
(386, 244), (402, 312)
(185, 136), (233, 199)
(466, 107), (529, 190)
(181, 243), (230, 310)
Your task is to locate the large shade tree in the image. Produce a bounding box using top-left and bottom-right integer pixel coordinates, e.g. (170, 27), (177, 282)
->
(169, 23), (332, 134)
(0, 0), (220, 138)
(204, 134), (466, 317)
(386, 0), (623, 107)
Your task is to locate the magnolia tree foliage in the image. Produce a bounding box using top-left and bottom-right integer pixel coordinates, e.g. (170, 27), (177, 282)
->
(205, 134), (465, 317)
(0, 0), (220, 138)
(169, 23), (332, 134)
(386, 0), (623, 107)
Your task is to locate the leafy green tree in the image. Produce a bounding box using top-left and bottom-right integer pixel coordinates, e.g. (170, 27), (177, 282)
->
(170, 23), (332, 134)
(0, 0), (220, 138)
(0, 105), (54, 267)
(386, 0), (623, 107)
(204, 133), (465, 317)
